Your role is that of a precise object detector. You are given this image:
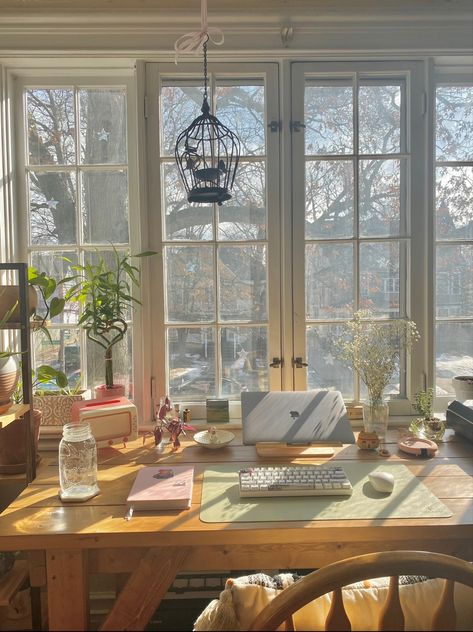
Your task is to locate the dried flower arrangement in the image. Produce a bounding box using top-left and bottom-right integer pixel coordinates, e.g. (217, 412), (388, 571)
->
(334, 309), (420, 406)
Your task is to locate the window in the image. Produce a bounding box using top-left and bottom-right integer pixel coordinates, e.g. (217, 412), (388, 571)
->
(291, 62), (425, 412)
(149, 61), (426, 415)
(17, 78), (137, 399)
(10, 60), (473, 423)
(148, 63), (281, 413)
(435, 82), (473, 396)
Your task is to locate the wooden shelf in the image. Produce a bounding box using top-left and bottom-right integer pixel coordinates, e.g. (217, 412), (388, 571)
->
(0, 560), (28, 608)
(0, 405), (30, 430)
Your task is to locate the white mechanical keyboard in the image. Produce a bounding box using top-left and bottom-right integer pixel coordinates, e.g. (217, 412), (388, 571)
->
(238, 464), (353, 498)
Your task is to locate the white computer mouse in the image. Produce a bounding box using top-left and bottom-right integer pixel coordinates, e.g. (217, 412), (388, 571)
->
(369, 471), (394, 493)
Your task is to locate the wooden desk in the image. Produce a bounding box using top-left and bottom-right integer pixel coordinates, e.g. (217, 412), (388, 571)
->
(0, 428), (472, 631)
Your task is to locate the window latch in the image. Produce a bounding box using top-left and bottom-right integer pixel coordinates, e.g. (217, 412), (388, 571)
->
(269, 357), (283, 368)
(268, 120), (282, 133)
(290, 120), (306, 132)
(293, 357), (308, 368)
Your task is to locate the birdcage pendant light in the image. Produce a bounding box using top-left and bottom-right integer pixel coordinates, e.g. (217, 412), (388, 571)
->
(175, 39), (240, 205)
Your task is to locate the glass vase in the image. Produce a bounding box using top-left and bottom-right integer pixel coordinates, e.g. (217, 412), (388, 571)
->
(362, 399), (389, 455)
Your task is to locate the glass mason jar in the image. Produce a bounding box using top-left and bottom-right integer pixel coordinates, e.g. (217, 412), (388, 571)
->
(59, 422), (99, 501)
(362, 399), (389, 453)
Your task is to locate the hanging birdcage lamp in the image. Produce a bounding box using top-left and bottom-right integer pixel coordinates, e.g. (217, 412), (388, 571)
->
(174, 3), (240, 205)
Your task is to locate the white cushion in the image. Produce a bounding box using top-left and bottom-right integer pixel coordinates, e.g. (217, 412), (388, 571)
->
(195, 572), (473, 631)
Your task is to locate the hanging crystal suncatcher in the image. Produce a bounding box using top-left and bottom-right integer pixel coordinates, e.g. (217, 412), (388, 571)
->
(174, 40), (240, 205)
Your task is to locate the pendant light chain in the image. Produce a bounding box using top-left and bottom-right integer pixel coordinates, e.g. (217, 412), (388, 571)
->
(203, 39), (209, 102)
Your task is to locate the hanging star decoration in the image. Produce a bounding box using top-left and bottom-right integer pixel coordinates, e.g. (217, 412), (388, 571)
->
(45, 199), (59, 210)
(97, 128), (110, 141)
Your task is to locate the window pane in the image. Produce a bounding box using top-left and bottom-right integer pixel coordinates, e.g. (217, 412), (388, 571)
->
(218, 161), (266, 241)
(221, 326), (268, 393)
(28, 171), (76, 245)
(33, 328), (82, 390)
(163, 162), (213, 241)
(26, 88), (75, 165)
(436, 86), (473, 161)
(305, 243), (354, 319)
(360, 242), (400, 317)
(436, 166), (473, 240)
(79, 89), (127, 164)
(436, 322), (473, 395)
(359, 83), (402, 154)
(215, 84), (265, 156)
(30, 251), (79, 325)
(305, 83), (353, 155)
(165, 246), (215, 322)
(81, 170), (129, 244)
(161, 85), (205, 156)
(305, 160), (353, 239)
(436, 245), (473, 318)
(306, 324), (354, 399)
(359, 159), (402, 237)
(168, 327), (215, 401)
(218, 245), (267, 322)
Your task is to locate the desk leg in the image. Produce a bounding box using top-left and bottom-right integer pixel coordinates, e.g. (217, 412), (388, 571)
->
(100, 546), (189, 631)
(46, 550), (88, 631)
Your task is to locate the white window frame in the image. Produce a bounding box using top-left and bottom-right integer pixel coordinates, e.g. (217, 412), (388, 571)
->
(290, 61), (427, 415)
(11, 69), (150, 422)
(432, 67), (473, 410)
(145, 61), (282, 420)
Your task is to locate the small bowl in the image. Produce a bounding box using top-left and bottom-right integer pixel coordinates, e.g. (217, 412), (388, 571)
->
(193, 429), (235, 449)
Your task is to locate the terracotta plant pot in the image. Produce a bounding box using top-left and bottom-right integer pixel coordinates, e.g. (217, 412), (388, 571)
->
(0, 409), (41, 474)
(0, 285), (37, 322)
(95, 384), (125, 400)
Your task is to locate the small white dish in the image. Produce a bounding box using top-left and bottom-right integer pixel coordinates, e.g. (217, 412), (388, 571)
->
(193, 429), (235, 449)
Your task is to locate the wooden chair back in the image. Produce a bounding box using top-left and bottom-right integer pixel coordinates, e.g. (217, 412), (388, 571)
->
(248, 551), (473, 631)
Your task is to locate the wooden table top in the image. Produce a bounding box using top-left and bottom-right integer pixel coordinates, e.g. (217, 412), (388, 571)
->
(1, 428), (472, 554)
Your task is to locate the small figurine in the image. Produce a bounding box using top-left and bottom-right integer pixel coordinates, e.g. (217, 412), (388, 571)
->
(153, 395), (195, 452)
(356, 430), (380, 450)
(208, 426), (218, 444)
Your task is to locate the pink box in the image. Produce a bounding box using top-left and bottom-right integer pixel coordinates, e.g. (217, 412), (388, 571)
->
(70, 396), (138, 446)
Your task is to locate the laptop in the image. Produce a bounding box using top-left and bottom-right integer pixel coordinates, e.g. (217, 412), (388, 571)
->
(241, 390), (356, 445)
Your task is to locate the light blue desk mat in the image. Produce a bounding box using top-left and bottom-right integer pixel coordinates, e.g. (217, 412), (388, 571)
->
(200, 462), (452, 523)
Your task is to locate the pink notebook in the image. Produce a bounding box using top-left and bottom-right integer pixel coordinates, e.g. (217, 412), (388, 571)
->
(126, 466), (194, 510)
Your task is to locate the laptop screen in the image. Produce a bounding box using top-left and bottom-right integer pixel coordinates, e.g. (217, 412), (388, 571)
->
(241, 390), (356, 445)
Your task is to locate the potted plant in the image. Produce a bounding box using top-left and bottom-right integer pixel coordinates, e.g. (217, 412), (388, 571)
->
(0, 303), (21, 414)
(13, 266), (82, 426)
(31, 364), (84, 427)
(452, 375), (473, 402)
(67, 246), (156, 399)
(410, 387), (445, 440)
(334, 309), (420, 454)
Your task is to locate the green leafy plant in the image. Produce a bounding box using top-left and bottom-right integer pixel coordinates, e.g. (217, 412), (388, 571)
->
(66, 247), (156, 390)
(413, 387), (434, 420)
(28, 266), (66, 343)
(0, 302), (20, 359)
(334, 309), (420, 405)
(12, 266), (76, 400)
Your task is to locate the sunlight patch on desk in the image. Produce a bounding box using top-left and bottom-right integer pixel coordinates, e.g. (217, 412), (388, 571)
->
(199, 463), (452, 523)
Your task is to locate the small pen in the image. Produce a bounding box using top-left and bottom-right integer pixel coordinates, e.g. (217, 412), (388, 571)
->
(125, 506), (134, 521)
